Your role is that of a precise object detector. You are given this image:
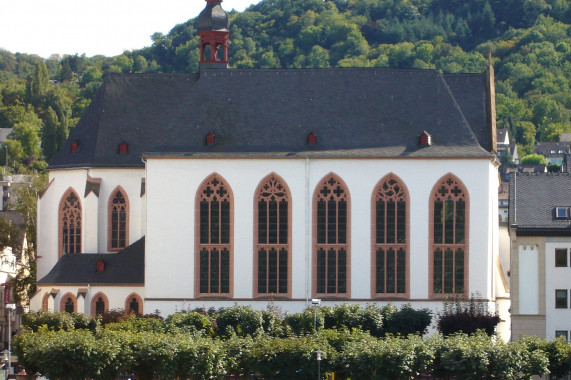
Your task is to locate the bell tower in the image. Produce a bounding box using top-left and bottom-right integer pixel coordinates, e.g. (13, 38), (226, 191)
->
(198, 0), (230, 70)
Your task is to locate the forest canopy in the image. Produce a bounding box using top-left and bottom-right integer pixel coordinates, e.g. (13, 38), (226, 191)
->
(1, 0), (571, 171)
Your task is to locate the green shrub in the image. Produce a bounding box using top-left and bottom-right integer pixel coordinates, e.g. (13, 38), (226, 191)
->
(215, 305), (264, 337)
(21, 310), (99, 332)
(164, 311), (214, 335)
(382, 304), (432, 336)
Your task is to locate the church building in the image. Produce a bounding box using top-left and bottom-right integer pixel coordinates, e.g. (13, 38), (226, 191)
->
(31, 0), (507, 326)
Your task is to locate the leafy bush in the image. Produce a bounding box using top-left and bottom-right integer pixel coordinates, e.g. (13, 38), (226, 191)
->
(22, 310), (99, 332)
(437, 296), (500, 336)
(382, 304), (432, 337)
(215, 305), (264, 337)
(164, 311), (214, 335)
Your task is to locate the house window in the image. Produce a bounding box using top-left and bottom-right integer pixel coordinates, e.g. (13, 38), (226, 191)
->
(108, 188), (129, 251)
(254, 174), (291, 297)
(195, 174), (233, 296)
(59, 188), (82, 257)
(70, 140), (79, 153)
(555, 289), (568, 308)
(430, 174), (468, 296)
(313, 173), (350, 296)
(555, 207), (569, 219)
(206, 132), (216, 146)
(555, 249), (568, 267)
(555, 330), (568, 341)
(372, 174), (409, 297)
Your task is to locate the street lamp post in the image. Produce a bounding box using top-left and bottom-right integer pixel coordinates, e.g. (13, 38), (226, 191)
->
(315, 349), (323, 380)
(5, 303), (15, 375)
(311, 299), (321, 331)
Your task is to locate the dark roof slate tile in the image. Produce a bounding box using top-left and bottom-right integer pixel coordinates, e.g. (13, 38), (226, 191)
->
(49, 68), (493, 169)
(37, 237), (145, 285)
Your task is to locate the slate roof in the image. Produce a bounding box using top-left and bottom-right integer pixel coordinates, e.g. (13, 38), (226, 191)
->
(48, 68), (494, 169)
(509, 173), (571, 235)
(37, 237), (145, 285)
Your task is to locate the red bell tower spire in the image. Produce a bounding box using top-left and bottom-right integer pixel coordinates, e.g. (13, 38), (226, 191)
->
(198, 0), (230, 70)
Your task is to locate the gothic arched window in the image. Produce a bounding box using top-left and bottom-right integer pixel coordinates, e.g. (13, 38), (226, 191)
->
(430, 174), (469, 296)
(195, 174), (233, 297)
(254, 173), (291, 297)
(313, 173), (350, 296)
(91, 292), (109, 316)
(60, 293), (77, 313)
(59, 188), (82, 257)
(372, 174), (409, 298)
(108, 187), (129, 251)
(125, 293), (142, 314)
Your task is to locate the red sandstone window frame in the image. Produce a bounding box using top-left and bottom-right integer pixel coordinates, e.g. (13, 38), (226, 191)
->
(90, 292), (109, 316)
(125, 293), (143, 314)
(41, 293), (49, 311)
(58, 188), (82, 258)
(429, 173), (469, 298)
(371, 173), (410, 299)
(253, 173), (292, 299)
(60, 292), (77, 313)
(107, 187), (130, 252)
(312, 173), (351, 299)
(194, 173), (234, 298)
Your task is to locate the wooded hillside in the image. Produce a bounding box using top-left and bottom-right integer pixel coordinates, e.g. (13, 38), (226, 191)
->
(1, 0), (570, 171)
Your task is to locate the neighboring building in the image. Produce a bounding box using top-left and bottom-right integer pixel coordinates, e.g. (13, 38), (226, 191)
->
(509, 173), (571, 341)
(533, 141), (570, 167)
(0, 210), (29, 350)
(0, 175), (34, 211)
(30, 0), (508, 337)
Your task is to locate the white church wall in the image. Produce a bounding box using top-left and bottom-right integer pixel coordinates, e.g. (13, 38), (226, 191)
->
(145, 157), (495, 314)
(37, 168), (146, 280)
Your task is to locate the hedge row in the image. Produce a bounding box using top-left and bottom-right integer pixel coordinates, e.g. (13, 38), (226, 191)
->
(21, 303), (434, 338)
(14, 328), (570, 380)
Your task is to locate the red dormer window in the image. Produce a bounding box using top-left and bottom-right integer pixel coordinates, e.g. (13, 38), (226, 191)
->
(308, 132), (317, 145)
(206, 132), (216, 146)
(96, 259), (105, 273)
(419, 132), (432, 147)
(118, 142), (129, 154)
(70, 141), (79, 153)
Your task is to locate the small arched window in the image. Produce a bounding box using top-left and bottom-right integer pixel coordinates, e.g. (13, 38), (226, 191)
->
(313, 173), (350, 296)
(118, 142), (128, 154)
(60, 293), (77, 313)
(308, 132), (317, 145)
(59, 188), (82, 257)
(70, 140), (79, 153)
(91, 292), (109, 316)
(206, 132), (216, 146)
(203, 43), (211, 62)
(108, 187), (129, 251)
(430, 174), (469, 297)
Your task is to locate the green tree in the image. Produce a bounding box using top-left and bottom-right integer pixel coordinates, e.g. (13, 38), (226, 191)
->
(521, 153), (548, 165)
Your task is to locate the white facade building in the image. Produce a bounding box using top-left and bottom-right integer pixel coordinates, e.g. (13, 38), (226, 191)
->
(30, 0), (508, 338)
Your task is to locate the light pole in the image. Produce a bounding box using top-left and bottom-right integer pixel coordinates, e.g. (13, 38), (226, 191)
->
(5, 303), (14, 375)
(315, 349), (323, 380)
(311, 298), (321, 331)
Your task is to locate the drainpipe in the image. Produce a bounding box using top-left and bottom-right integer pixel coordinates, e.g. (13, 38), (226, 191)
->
(305, 157), (310, 304)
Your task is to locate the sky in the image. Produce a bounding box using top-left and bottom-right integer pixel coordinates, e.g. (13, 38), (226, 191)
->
(0, 0), (260, 59)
